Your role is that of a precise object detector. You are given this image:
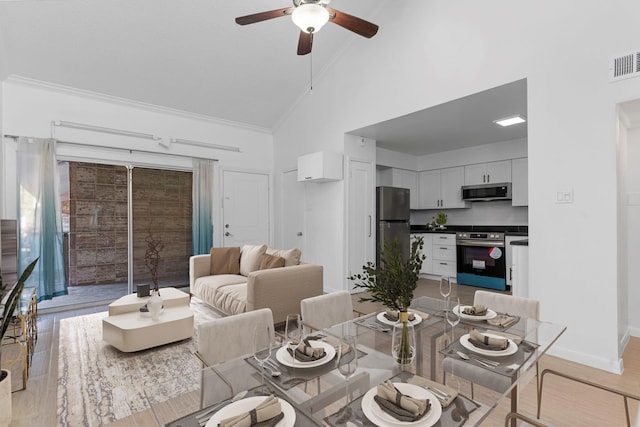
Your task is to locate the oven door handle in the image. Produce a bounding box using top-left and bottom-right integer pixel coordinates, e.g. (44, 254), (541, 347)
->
(457, 240), (505, 247)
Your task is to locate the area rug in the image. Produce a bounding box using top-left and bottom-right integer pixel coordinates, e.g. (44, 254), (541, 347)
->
(57, 299), (221, 426)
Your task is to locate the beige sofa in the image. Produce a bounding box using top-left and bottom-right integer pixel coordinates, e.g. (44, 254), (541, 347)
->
(189, 245), (323, 324)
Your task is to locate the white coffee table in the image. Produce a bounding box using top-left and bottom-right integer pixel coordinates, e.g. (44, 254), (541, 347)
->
(103, 287), (194, 352)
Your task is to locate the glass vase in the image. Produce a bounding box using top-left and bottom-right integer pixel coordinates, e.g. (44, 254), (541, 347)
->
(391, 312), (415, 366)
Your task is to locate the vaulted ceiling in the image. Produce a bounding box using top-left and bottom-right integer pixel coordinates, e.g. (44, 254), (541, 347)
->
(0, 0), (528, 155)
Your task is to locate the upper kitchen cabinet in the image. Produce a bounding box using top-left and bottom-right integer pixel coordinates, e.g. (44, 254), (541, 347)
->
(418, 167), (468, 209)
(379, 168), (418, 209)
(297, 151), (343, 182)
(464, 160), (512, 185)
(511, 157), (528, 206)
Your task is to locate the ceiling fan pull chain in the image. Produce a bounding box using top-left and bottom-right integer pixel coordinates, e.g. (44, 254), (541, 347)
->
(310, 49), (313, 93)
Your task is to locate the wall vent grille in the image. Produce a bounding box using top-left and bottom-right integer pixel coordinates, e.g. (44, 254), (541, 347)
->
(610, 51), (640, 82)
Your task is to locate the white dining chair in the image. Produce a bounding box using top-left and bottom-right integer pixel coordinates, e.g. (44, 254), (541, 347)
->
(442, 290), (541, 408)
(300, 291), (354, 393)
(300, 290), (354, 333)
(196, 308), (274, 407)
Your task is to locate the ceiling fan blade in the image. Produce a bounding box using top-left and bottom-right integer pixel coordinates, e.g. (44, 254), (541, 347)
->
(235, 7), (294, 25)
(297, 31), (313, 55)
(327, 8), (379, 38)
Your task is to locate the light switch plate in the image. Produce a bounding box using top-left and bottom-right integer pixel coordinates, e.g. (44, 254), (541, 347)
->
(555, 189), (573, 204)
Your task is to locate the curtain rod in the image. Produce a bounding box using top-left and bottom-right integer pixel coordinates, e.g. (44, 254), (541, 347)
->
(3, 134), (218, 162)
(50, 120), (241, 153)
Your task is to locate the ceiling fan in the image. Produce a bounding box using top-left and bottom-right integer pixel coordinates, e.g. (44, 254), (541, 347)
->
(235, 0), (379, 55)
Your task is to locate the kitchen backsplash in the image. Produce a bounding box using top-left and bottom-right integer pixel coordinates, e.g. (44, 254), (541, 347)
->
(410, 200), (528, 226)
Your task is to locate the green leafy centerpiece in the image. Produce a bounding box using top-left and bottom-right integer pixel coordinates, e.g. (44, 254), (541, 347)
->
(348, 236), (425, 364)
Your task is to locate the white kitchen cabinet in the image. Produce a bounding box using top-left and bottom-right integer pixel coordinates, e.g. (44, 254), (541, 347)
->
(418, 167), (468, 209)
(511, 243), (529, 297)
(464, 160), (512, 185)
(379, 168), (418, 209)
(297, 151), (343, 182)
(431, 233), (456, 277)
(511, 157), (528, 206)
(412, 233), (432, 274)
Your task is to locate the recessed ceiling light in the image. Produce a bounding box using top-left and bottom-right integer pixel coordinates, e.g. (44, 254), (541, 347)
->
(493, 115), (526, 127)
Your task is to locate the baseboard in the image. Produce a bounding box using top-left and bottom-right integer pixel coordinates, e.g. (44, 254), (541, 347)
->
(546, 344), (624, 374)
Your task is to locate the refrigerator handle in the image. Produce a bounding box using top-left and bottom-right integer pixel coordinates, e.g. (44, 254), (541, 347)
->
(368, 215), (372, 237)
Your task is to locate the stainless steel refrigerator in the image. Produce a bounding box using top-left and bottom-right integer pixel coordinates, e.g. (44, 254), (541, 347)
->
(376, 186), (410, 266)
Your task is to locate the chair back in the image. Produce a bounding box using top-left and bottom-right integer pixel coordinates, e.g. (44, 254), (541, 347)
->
(197, 308), (274, 366)
(474, 290), (539, 320)
(300, 290), (353, 332)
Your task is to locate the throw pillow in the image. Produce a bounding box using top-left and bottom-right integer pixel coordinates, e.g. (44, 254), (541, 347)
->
(259, 253), (285, 270)
(210, 247), (241, 275)
(265, 247), (301, 267)
(240, 244), (268, 276)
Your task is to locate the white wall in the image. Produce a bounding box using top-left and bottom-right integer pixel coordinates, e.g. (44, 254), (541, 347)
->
(1, 78), (274, 247)
(273, 0), (640, 373)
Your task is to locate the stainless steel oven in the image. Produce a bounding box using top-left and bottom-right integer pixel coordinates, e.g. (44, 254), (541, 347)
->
(456, 232), (506, 290)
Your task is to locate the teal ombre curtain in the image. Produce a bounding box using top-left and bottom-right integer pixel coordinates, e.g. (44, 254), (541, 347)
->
(17, 137), (67, 301)
(192, 158), (215, 255)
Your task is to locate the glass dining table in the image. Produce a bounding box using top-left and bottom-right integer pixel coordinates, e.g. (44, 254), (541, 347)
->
(144, 295), (566, 427)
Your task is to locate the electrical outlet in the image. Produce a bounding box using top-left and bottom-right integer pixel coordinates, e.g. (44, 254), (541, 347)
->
(555, 189), (573, 204)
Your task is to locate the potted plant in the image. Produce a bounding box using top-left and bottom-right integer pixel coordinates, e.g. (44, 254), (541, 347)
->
(434, 212), (447, 229)
(0, 257), (38, 427)
(348, 236), (425, 364)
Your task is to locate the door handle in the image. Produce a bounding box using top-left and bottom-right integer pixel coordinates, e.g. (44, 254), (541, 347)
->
(225, 232), (231, 237)
(368, 215), (372, 237)
(297, 232), (303, 236)
(487, 174), (490, 182)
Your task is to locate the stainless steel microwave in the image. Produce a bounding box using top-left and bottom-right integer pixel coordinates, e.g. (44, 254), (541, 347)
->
(461, 182), (512, 201)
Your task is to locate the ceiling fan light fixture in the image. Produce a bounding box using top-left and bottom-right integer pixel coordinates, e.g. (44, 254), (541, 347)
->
(493, 114), (526, 127)
(292, 3), (329, 33)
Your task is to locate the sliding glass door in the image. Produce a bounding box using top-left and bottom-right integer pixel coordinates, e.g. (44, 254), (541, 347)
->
(56, 161), (192, 307)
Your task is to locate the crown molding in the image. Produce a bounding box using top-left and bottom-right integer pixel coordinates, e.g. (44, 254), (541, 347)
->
(4, 75), (273, 135)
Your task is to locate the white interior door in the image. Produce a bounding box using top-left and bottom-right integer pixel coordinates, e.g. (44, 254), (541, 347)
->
(281, 169), (305, 251)
(347, 159), (375, 293)
(222, 170), (269, 246)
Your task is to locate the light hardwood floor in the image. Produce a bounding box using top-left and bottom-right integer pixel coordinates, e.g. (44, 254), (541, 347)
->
(7, 279), (640, 426)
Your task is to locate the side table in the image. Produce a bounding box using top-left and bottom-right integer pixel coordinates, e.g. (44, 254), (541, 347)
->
(1, 286), (37, 390)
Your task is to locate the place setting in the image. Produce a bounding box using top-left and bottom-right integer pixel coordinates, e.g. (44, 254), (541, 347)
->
(445, 328), (538, 375)
(451, 303), (520, 329)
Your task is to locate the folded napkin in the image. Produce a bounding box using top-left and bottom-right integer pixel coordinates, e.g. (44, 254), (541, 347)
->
(384, 310), (416, 322)
(286, 339), (326, 362)
(218, 395), (284, 427)
(373, 380), (430, 422)
(461, 304), (488, 316)
(407, 375), (458, 407)
(483, 329), (523, 345)
(486, 314), (519, 328)
(468, 329), (509, 351)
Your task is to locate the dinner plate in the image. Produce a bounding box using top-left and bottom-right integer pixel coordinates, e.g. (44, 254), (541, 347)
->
(206, 396), (295, 427)
(275, 340), (336, 368)
(376, 312), (423, 326)
(361, 382), (443, 427)
(453, 305), (498, 320)
(459, 333), (518, 357)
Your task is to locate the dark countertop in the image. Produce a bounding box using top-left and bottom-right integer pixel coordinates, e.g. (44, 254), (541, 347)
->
(410, 224), (528, 235)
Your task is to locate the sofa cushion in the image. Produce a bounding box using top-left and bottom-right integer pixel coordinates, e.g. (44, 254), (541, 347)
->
(214, 283), (247, 315)
(266, 247), (301, 267)
(259, 253), (285, 270)
(210, 247), (241, 275)
(240, 244), (267, 276)
(193, 274), (247, 307)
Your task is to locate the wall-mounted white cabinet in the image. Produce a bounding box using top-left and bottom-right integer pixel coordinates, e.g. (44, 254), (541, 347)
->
(418, 167), (468, 209)
(379, 168), (418, 209)
(297, 151), (343, 182)
(511, 157), (528, 206)
(464, 160), (512, 185)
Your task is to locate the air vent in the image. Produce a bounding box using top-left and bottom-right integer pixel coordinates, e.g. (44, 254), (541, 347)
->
(609, 51), (640, 82)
